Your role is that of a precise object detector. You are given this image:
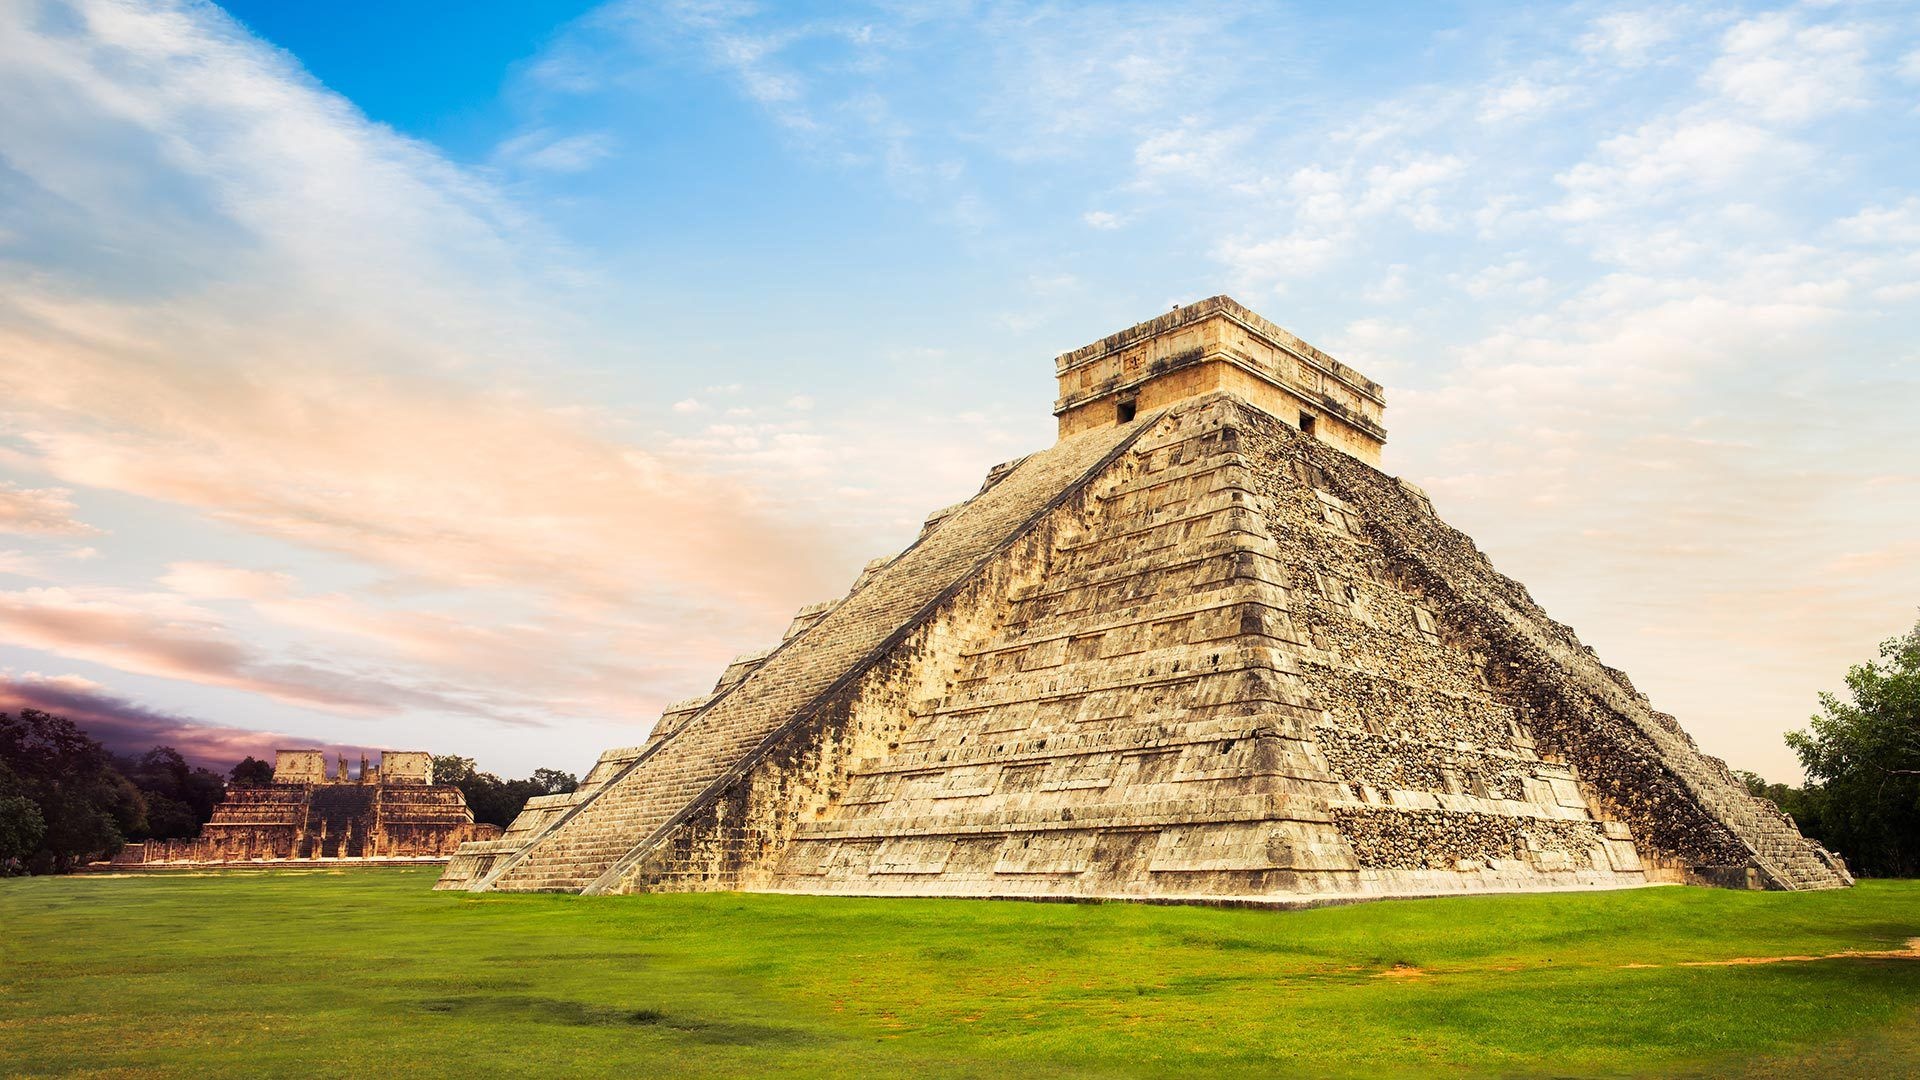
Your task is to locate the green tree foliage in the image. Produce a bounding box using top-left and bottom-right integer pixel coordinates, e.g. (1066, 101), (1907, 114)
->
(429, 761), (580, 829)
(228, 756), (275, 787)
(0, 709), (146, 872)
(430, 754), (476, 786)
(531, 768), (580, 795)
(117, 747), (227, 841)
(0, 760), (48, 872)
(1785, 618), (1920, 878)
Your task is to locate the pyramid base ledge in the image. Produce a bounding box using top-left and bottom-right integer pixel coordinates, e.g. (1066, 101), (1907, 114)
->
(739, 877), (1678, 910)
(610, 863), (1671, 903)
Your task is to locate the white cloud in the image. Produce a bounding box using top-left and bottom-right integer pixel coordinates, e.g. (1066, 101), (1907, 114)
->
(1214, 231), (1343, 287)
(1554, 115), (1798, 220)
(1578, 11), (1680, 66)
(1478, 78), (1570, 124)
(1703, 14), (1868, 123)
(972, 6), (1255, 155)
(1364, 264), (1409, 304)
(495, 128), (617, 173)
(1285, 164), (1348, 227)
(0, 551), (44, 578)
(1460, 258), (1551, 299)
(1082, 210), (1123, 230)
(1330, 318), (1417, 377)
(1836, 198), (1920, 245)
(672, 398), (706, 413)
(1358, 155), (1467, 227)
(1133, 121), (1253, 181)
(1211, 152), (1468, 291)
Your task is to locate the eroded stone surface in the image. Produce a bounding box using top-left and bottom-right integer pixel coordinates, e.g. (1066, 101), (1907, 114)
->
(439, 297), (1849, 901)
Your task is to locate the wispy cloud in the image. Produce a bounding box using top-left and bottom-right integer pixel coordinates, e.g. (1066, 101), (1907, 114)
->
(0, 584), (501, 716)
(494, 128), (617, 173)
(0, 482), (99, 536)
(1702, 13), (1868, 124)
(1578, 10), (1682, 66)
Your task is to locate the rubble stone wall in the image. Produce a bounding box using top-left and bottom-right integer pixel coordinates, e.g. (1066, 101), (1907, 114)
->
(1270, 407), (1846, 889)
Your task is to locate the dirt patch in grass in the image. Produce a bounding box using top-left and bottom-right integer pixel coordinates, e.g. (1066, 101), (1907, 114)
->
(1374, 964), (1426, 979)
(1677, 936), (1920, 968)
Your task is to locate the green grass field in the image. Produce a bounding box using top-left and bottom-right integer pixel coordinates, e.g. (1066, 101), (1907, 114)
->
(2, 872), (1917, 1078)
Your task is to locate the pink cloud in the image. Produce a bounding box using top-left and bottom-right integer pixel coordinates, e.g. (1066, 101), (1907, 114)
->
(0, 585), (529, 721)
(10, 348), (848, 620)
(0, 482), (98, 536)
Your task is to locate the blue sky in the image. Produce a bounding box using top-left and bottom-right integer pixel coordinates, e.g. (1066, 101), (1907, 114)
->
(0, 0), (1915, 782)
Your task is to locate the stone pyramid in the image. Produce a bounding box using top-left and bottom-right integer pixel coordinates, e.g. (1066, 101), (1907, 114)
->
(439, 297), (1850, 902)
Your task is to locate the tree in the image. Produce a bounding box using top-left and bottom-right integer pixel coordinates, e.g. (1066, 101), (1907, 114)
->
(434, 762), (579, 828)
(0, 794), (45, 870)
(0, 709), (145, 871)
(118, 746), (227, 841)
(1786, 617), (1920, 878)
(454, 772), (535, 829)
(229, 756), (275, 787)
(0, 761), (47, 872)
(531, 768), (579, 795)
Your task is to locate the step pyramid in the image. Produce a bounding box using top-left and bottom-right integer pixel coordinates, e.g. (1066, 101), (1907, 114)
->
(438, 297), (1850, 901)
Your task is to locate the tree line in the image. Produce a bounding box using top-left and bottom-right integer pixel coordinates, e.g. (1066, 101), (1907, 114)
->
(1738, 617), (1920, 878)
(0, 708), (577, 874)
(428, 755), (577, 828)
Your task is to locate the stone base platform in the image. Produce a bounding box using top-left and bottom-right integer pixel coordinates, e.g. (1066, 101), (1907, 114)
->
(81, 857), (450, 873)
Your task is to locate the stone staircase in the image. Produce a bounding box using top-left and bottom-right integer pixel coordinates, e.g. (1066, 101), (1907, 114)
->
(301, 785), (374, 858)
(472, 416), (1150, 893)
(1675, 747), (1852, 889)
(761, 403), (1363, 897)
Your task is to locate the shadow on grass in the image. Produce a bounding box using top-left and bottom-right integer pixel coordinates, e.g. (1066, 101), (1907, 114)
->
(411, 995), (823, 1046)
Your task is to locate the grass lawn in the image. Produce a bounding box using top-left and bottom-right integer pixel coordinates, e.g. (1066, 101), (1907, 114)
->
(2, 872), (1917, 1078)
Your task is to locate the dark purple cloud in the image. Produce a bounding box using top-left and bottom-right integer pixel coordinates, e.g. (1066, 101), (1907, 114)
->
(0, 675), (378, 771)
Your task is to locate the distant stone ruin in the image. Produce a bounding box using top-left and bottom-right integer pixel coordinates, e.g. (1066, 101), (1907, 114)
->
(110, 749), (498, 867)
(440, 296), (1850, 902)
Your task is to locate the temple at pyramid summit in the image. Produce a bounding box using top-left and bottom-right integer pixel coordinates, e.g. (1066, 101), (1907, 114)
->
(438, 296), (1851, 902)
